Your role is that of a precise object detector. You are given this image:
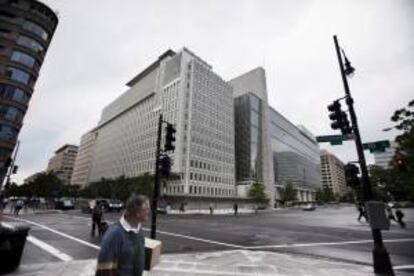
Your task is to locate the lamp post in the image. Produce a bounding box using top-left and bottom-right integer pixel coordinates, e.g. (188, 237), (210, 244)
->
(333, 35), (394, 275)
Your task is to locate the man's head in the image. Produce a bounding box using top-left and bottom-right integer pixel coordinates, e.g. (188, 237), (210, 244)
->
(124, 195), (150, 224)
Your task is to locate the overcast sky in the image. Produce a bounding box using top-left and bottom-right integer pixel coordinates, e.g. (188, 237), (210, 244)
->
(12, 0), (414, 183)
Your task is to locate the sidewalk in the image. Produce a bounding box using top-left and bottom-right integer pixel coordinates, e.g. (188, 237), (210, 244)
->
(8, 250), (375, 276)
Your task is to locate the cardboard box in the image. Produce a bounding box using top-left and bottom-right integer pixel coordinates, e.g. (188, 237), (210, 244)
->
(144, 238), (162, 270)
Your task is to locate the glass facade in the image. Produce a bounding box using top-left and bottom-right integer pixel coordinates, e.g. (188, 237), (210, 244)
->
(23, 20), (49, 41)
(234, 93), (263, 182)
(5, 67), (33, 85)
(0, 84), (29, 104)
(269, 108), (321, 191)
(17, 36), (45, 55)
(11, 50), (37, 68)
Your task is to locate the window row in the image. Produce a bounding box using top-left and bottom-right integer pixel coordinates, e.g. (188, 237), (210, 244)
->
(0, 124), (18, 142)
(0, 84), (29, 104)
(0, 104), (24, 123)
(5, 66), (35, 85)
(11, 50), (38, 69)
(189, 172), (234, 185)
(17, 36), (45, 55)
(0, 11), (50, 41)
(188, 185), (234, 197)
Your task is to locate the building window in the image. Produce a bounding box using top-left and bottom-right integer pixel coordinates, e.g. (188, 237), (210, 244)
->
(17, 36), (45, 55)
(11, 51), (37, 68)
(23, 20), (49, 41)
(0, 125), (18, 141)
(0, 104), (24, 122)
(5, 67), (33, 85)
(0, 84), (29, 104)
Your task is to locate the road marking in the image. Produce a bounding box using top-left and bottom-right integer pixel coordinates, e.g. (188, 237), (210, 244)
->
(394, 265), (414, 270)
(4, 215), (100, 250)
(27, 235), (73, 262)
(1, 221), (73, 262)
(246, 238), (414, 249)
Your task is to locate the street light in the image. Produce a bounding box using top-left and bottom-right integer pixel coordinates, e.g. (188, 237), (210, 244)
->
(333, 35), (394, 275)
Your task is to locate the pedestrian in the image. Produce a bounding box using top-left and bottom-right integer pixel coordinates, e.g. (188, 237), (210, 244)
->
(357, 202), (367, 222)
(14, 199), (23, 216)
(91, 202), (103, 237)
(96, 195), (150, 276)
(386, 206), (396, 222)
(179, 202), (185, 213)
(209, 203), (214, 215)
(233, 203), (238, 216)
(395, 208), (406, 228)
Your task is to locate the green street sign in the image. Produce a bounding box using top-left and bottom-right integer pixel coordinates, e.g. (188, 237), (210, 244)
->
(362, 140), (390, 153)
(316, 134), (353, 146)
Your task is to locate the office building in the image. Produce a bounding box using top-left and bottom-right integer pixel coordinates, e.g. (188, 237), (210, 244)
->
(71, 131), (97, 187)
(320, 149), (347, 196)
(373, 141), (397, 169)
(0, 0), (58, 186)
(88, 48), (236, 205)
(231, 68), (321, 204)
(47, 144), (78, 185)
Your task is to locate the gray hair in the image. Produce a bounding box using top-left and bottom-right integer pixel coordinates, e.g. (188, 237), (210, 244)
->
(124, 195), (149, 218)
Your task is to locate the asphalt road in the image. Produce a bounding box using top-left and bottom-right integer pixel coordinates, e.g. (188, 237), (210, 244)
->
(2, 205), (414, 272)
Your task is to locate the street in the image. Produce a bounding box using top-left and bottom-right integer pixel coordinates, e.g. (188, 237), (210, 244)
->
(3, 205), (414, 273)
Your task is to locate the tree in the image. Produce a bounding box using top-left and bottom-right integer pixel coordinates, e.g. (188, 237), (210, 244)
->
(248, 180), (269, 206)
(280, 180), (297, 203)
(315, 186), (335, 203)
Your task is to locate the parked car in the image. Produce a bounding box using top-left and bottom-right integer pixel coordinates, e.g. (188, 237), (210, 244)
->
(302, 203), (316, 211)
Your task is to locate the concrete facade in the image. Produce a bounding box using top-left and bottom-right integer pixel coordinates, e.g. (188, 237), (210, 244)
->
(88, 48), (236, 201)
(47, 144), (78, 185)
(320, 149), (347, 196)
(71, 131), (97, 187)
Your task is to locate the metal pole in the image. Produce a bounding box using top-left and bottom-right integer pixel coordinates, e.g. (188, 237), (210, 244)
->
(151, 114), (163, 239)
(5, 140), (20, 187)
(333, 35), (394, 275)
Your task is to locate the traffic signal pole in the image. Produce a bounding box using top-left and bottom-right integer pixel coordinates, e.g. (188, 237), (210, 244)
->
(151, 114), (162, 239)
(333, 35), (394, 275)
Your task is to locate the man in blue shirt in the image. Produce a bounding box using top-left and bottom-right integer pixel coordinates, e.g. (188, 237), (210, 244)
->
(96, 195), (150, 276)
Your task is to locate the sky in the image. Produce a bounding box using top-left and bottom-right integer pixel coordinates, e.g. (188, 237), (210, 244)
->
(12, 0), (414, 183)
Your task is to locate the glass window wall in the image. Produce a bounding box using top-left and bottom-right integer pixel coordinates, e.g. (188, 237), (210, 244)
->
(0, 104), (24, 123)
(17, 36), (45, 55)
(5, 67), (33, 85)
(23, 20), (49, 41)
(0, 84), (29, 104)
(0, 125), (18, 141)
(11, 51), (37, 68)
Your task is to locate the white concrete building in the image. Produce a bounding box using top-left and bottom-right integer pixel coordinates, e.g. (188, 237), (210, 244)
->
(373, 141), (397, 169)
(88, 48), (236, 201)
(71, 131), (97, 187)
(47, 144), (78, 185)
(320, 150), (347, 196)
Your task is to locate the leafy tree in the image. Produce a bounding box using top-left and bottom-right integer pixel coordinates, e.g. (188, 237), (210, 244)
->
(280, 180), (297, 203)
(315, 186), (335, 203)
(248, 180), (269, 206)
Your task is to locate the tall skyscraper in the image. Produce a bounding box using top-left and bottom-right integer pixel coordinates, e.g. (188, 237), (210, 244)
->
(0, 0), (58, 186)
(88, 48), (236, 204)
(320, 149), (347, 196)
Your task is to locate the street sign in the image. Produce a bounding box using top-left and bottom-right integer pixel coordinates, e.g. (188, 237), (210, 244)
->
(362, 140), (390, 153)
(316, 134), (354, 145)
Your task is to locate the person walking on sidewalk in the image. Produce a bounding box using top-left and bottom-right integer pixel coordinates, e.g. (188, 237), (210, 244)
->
(96, 195), (150, 276)
(386, 206), (396, 223)
(357, 202), (367, 222)
(233, 203), (238, 216)
(395, 208), (406, 228)
(91, 202), (103, 237)
(14, 199), (24, 216)
(209, 203), (214, 215)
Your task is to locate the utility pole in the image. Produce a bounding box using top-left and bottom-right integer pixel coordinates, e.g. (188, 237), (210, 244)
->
(3, 140), (20, 189)
(333, 35), (394, 275)
(151, 114), (163, 239)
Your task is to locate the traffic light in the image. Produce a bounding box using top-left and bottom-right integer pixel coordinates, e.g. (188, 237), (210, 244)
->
(395, 156), (407, 171)
(159, 155), (172, 178)
(327, 101), (352, 135)
(12, 165), (18, 174)
(164, 123), (176, 152)
(344, 163), (360, 188)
